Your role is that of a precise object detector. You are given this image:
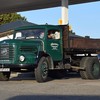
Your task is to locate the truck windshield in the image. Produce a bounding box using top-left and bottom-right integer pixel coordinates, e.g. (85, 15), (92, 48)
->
(14, 29), (45, 39)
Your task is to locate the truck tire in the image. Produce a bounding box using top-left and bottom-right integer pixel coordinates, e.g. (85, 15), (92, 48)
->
(80, 57), (100, 79)
(80, 57), (88, 79)
(86, 57), (100, 79)
(35, 57), (49, 83)
(0, 72), (11, 81)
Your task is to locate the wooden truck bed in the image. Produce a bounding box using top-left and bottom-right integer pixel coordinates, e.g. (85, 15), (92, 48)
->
(69, 35), (100, 49)
(61, 25), (100, 53)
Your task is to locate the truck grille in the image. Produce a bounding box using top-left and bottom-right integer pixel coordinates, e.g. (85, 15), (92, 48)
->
(20, 46), (33, 52)
(0, 44), (14, 60)
(20, 46), (37, 53)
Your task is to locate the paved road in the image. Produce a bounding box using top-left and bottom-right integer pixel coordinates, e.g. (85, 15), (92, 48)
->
(0, 72), (100, 100)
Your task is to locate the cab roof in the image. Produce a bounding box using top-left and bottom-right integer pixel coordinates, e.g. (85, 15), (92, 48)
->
(15, 25), (61, 31)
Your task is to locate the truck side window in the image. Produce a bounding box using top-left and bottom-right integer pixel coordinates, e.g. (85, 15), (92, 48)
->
(47, 30), (60, 39)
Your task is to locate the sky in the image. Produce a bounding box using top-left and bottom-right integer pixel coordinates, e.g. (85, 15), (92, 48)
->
(19, 1), (100, 38)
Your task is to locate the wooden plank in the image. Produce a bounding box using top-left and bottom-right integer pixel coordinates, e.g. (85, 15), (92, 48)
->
(70, 37), (100, 49)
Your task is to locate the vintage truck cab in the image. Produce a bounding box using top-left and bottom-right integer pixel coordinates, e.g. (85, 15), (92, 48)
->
(0, 25), (63, 81)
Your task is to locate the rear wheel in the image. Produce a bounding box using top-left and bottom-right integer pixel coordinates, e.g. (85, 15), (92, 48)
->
(80, 57), (100, 79)
(35, 57), (49, 83)
(86, 57), (100, 79)
(0, 72), (11, 81)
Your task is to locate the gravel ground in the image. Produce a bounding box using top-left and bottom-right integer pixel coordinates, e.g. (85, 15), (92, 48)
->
(0, 72), (100, 100)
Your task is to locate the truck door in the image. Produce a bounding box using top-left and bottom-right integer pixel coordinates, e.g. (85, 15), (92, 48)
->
(46, 29), (63, 61)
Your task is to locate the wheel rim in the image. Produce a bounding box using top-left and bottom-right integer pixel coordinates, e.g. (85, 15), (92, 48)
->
(92, 63), (100, 77)
(41, 60), (48, 79)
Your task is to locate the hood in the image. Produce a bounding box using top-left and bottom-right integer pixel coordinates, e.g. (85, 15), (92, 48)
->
(0, 39), (43, 46)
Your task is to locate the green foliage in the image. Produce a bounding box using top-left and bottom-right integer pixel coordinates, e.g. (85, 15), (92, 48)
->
(0, 13), (26, 25)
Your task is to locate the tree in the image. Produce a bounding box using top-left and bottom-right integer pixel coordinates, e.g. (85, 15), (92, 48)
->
(0, 13), (26, 25)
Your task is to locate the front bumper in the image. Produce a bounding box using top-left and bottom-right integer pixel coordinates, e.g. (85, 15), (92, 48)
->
(0, 64), (36, 71)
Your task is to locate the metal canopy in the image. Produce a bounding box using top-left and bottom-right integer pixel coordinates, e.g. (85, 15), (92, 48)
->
(0, 0), (100, 14)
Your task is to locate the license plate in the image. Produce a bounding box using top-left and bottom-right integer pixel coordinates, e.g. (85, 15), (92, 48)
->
(0, 68), (10, 72)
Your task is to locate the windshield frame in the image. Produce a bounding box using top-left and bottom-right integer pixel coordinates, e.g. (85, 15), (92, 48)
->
(13, 28), (45, 40)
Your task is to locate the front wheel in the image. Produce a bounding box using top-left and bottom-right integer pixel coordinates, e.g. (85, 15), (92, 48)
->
(35, 57), (49, 83)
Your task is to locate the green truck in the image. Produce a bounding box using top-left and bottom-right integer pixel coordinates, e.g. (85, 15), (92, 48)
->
(0, 24), (100, 82)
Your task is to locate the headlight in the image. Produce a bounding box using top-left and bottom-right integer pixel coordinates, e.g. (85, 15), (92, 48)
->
(19, 55), (25, 62)
(1, 48), (8, 56)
